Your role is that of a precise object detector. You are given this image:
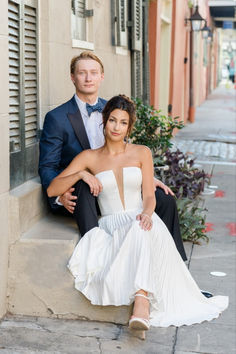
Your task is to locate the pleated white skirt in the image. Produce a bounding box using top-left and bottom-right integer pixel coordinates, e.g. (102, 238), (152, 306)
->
(68, 209), (228, 327)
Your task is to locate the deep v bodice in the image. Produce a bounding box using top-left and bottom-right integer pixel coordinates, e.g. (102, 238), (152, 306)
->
(95, 167), (143, 216)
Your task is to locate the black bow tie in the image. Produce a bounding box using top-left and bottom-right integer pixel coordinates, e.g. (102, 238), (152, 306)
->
(86, 99), (104, 116)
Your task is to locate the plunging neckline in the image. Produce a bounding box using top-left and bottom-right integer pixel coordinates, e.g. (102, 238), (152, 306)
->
(95, 166), (141, 210)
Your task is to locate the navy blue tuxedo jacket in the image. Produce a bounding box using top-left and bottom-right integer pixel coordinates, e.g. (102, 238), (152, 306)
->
(38, 95), (107, 208)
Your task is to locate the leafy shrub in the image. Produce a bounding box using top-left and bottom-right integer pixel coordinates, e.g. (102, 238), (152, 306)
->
(176, 198), (209, 244)
(131, 98), (184, 156)
(131, 99), (209, 244)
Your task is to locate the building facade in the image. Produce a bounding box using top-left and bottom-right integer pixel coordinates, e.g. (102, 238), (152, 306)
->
(149, 0), (221, 123)
(0, 0), (152, 319)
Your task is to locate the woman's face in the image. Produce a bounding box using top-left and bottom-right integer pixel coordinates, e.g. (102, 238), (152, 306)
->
(105, 109), (129, 141)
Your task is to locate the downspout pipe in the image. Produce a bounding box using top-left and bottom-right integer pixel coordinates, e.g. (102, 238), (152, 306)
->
(189, 10), (195, 123)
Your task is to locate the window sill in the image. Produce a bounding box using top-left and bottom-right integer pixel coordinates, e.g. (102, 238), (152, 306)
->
(72, 39), (94, 50)
(115, 46), (129, 56)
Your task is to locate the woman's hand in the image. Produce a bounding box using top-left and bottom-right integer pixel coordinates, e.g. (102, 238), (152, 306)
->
(79, 171), (103, 196)
(136, 213), (153, 231)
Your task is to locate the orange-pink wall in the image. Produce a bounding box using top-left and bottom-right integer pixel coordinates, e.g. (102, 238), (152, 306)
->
(148, 0), (219, 124)
(149, 0), (162, 108)
(169, 0), (190, 123)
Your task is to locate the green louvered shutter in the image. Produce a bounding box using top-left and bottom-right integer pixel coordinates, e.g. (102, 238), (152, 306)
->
(8, 0), (38, 189)
(131, 0), (142, 98)
(116, 0), (128, 47)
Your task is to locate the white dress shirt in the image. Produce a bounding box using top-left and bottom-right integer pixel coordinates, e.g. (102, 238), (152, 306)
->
(74, 94), (105, 149)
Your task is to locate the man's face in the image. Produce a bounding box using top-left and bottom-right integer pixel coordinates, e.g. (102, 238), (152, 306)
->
(71, 59), (104, 96)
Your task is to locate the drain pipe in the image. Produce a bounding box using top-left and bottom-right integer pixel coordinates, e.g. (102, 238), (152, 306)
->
(189, 11), (195, 123)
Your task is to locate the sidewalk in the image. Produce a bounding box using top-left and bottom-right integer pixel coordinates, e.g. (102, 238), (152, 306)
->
(0, 85), (235, 354)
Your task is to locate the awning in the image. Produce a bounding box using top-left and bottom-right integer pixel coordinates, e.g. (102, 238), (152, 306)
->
(208, 0), (236, 28)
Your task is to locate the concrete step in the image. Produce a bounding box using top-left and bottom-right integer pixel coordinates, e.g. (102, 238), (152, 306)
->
(7, 214), (131, 324)
(9, 177), (47, 244)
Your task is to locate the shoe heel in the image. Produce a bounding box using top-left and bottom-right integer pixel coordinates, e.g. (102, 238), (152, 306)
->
(130, 328), (146, 340)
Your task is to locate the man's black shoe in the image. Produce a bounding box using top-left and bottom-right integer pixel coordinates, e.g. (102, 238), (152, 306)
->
(201, 290), (213, 298)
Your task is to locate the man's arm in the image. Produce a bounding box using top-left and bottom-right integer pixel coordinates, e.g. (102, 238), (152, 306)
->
(39, 111), (70, 209)
(39, 111), (64, 189)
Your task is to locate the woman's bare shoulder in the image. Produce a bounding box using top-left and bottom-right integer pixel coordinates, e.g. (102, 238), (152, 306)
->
(73, 149), (99, 164)
(129, 143), (152, 155)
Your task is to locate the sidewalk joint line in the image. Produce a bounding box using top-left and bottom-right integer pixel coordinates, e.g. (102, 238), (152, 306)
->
(172, 242), (194, 353)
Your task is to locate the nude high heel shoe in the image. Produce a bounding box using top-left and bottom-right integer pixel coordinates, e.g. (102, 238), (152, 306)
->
(129, 294), (150, 333)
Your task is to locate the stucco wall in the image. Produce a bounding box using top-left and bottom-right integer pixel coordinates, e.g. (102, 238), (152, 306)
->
(169, 0), (190, 123)
(0, 0), (10, 318)
(149, 0), (217, 124)
(39, 0), (131, 127)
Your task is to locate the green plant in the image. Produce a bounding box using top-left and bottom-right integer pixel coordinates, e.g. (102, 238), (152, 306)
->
(155, 149), (209, 243)
(176, 198), (209, 244)
(188, 0), (194, 9)
(131, 98), (209, 244)
(131, 98), (184, 157)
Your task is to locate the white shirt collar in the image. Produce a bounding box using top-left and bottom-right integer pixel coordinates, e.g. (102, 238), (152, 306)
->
(74, 94), (98, 116)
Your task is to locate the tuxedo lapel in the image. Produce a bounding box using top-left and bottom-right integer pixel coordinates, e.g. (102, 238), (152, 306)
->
(67, 99), (91, 150)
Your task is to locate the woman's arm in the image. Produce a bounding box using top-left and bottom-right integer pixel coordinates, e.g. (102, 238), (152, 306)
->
(141, 146), (156, 216)
(47, 150), (102, 197)
(137, 146), (156, 230)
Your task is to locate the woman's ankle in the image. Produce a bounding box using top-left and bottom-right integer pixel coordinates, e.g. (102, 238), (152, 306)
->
(136, 289), (148, 297)
(132, 290), (149, 319)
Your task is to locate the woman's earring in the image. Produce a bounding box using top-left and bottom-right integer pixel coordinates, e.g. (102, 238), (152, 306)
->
(125, 133), (130, 143)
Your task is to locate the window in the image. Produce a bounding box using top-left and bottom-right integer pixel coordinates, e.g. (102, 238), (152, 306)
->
(116, 0), (128, 47)
(71, 0), (86, 41)
(131, 0), (143, 98)
(71, 0), (94, 49)
(111, 0), (150, 101)
(111, 0), (128, 48)
(8, 0), (38, 189)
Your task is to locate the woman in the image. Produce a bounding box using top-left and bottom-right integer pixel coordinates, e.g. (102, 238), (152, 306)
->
(48, 95), (228, 336)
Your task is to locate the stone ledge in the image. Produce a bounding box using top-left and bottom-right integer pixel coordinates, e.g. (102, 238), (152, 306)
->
(9, 177), (47, 244)
(22, 214), (78, 241)
(7, 214), (132, 324)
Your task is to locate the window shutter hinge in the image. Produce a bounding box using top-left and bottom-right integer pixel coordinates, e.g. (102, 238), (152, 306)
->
(37, 129), (42, 140)
(84, 9), (94, 17)
(126, 20), (133, 27)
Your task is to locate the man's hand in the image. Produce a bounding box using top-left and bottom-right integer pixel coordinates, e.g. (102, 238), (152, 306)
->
(154, 177), (174, 196)
(59, 187), (77, 214)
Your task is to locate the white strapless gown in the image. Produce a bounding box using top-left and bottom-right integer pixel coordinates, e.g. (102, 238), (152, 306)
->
(68, 167), (228, 327)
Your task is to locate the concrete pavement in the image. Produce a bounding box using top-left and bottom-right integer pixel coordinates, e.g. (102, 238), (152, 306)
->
(0, 85), (235, 353)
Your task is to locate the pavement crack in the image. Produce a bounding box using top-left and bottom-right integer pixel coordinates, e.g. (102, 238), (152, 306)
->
(172, 242), (194, 353)
(97, 337), (102, 354)
(171, 327), (178, 354)
(112, 324), (123, 340)
(31, 291), (55, 317)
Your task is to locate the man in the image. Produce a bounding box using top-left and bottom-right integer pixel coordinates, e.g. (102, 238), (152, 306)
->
(39, 51), (187, 261)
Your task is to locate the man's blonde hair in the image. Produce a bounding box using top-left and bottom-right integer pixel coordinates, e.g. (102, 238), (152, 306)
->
(70, 51), (104, 74)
